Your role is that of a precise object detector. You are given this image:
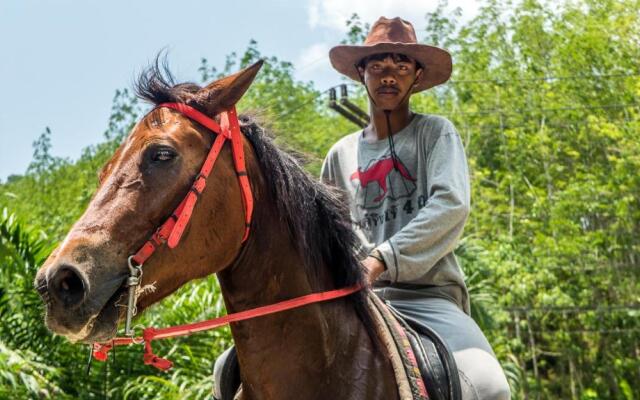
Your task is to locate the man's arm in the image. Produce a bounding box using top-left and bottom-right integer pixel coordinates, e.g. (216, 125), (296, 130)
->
(375, 126), (470, 283)
(320, 149), (335, 186)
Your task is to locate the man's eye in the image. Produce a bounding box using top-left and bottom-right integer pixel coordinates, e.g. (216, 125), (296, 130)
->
(152, 148), (176, 162)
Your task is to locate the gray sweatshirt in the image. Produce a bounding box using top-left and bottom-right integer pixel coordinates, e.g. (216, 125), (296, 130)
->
(320, 113), (471, 314)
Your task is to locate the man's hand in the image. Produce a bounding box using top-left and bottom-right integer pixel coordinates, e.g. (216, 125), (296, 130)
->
(361, 256), (386, 286)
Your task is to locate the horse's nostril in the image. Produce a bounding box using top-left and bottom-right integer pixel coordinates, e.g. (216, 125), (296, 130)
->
(35, 274), (48, 297)
(50, 266), (86, 308)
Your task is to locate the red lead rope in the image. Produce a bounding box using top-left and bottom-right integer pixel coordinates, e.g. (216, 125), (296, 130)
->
(92, 102), (363, 371)
(93, 284), (363, 370)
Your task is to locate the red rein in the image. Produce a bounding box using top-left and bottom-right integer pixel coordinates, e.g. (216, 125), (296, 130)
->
(93, 284), (362, 370)
(91, 103), (362, 370)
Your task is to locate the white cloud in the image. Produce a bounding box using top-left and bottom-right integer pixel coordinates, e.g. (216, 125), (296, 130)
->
(307, 0), (480, 34)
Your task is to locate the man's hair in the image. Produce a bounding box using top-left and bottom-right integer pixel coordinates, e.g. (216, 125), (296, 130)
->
(357, 52), (424, 70)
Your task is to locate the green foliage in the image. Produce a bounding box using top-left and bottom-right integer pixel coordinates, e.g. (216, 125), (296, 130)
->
(410, 0), (640, 397)
(0, 209), (57, 352)
(1, 1), (639, 398)
(0, 210), (74, 397)
(0, 341), (67, 398)
(341, 14), (371, 45)
(28, 127), (64, 176)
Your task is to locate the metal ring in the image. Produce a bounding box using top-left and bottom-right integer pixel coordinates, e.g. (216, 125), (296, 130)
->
(127, 256), (143, 275)
(129, 324), (146, 344)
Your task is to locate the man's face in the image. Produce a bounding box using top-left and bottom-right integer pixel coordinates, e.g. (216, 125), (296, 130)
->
(358, 53), (422, 111)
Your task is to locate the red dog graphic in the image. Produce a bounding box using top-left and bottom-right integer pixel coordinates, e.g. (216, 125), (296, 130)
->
(350, 157), (415, 202)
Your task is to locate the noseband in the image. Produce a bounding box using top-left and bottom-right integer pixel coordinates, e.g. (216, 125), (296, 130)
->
(92, 103), (361, 370)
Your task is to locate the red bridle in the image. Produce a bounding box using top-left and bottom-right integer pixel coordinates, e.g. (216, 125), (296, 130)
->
(131, 102), (253, 267)
(91, 102), (362, 370)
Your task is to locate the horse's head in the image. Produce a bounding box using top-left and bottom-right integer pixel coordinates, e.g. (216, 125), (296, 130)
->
(34, 60), (263, 343)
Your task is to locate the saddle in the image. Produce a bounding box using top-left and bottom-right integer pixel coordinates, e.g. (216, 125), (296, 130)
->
(213, 293), (462, 400)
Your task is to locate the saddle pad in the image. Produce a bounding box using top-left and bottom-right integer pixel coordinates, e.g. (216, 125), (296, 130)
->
(368, 293), (429, 400)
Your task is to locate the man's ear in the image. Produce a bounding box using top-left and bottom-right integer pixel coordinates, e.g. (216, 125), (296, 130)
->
(191, 59), (264, 115)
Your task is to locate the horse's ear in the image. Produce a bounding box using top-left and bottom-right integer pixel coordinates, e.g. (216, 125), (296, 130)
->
(193, 59), (264, 115)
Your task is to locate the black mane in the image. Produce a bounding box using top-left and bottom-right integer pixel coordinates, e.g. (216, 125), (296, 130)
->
(134, 58), (375, 339)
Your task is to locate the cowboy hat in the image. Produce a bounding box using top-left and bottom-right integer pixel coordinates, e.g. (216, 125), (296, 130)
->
(329, 17), (452, 92)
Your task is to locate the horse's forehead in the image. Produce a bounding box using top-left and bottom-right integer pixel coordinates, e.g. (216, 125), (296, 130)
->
(146, 107), (175, 128)
(129, 107), (191, 144)
(142, 107), (184, 133)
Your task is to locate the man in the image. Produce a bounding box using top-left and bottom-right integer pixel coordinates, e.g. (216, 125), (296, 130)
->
(322, 17), (511, 399)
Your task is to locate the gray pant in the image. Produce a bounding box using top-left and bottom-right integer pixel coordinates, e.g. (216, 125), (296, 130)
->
(376, 287), (512, 400)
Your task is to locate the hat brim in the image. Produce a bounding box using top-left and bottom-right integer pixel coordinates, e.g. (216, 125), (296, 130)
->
(329, 42), (452, 92)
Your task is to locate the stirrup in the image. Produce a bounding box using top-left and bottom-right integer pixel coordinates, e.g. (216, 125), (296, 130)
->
(213, 346), (241, 400)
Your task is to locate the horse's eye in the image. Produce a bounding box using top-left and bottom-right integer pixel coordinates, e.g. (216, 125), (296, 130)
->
(152, 148), (176, 162)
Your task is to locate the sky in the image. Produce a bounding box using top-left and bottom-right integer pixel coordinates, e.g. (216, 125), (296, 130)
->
(0, 0), (480, 180)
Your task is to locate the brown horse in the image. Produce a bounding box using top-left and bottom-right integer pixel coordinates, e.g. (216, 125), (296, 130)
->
(34, 60), (400, 399)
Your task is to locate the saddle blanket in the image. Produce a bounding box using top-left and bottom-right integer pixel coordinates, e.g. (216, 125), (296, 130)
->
(367, 292), (430, 400)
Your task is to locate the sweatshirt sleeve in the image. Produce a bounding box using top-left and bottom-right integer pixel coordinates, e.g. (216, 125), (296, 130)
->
(320, 152), (333, 185)
(375, 126), (471, 283)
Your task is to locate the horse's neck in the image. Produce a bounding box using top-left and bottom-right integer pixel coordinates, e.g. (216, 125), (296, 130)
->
(216, 209), (398, 400)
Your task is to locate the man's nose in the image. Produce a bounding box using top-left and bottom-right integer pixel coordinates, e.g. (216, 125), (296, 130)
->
(381, 72), (397, 86)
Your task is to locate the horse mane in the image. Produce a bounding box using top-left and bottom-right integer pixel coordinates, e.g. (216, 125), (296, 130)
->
(134, 58), (376, 340)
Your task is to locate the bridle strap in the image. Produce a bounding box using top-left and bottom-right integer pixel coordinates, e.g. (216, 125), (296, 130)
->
(160, 102), (227, 138)
(223, 107), (253, 241)
(131, 103), (252, 266)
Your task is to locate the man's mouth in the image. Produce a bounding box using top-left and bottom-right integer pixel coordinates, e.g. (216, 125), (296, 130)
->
(376, 87), (400, 96)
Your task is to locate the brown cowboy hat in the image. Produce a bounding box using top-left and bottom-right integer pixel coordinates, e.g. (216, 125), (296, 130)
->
(329, 17), (452, 92)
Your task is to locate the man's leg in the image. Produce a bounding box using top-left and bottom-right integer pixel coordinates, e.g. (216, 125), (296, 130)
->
(379, 290), (511, 400)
